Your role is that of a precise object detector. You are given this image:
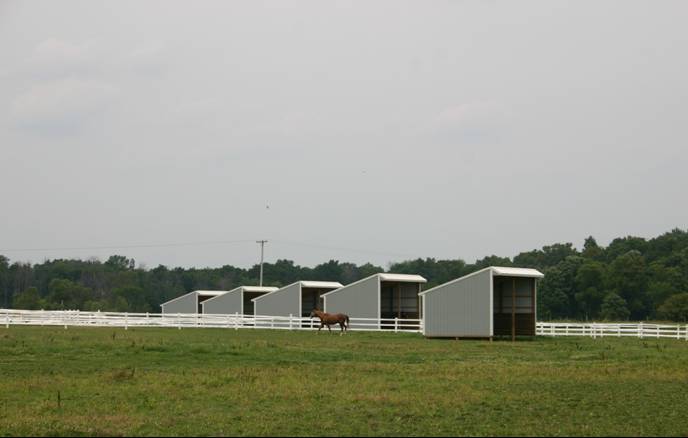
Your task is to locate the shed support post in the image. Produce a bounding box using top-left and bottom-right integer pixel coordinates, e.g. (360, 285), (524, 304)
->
(511, 278), (516, 342)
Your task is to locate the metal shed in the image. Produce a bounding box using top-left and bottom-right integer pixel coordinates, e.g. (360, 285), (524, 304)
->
(252, 281), (344, 317)
(160, 290), (227, 315)
(201, 286), (278, 316)
(322, 273), (427, 329)
(419, 266), (544, 340)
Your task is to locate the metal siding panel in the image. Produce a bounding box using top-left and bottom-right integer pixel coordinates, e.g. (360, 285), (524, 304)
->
(203, 290), (242, 315)
(324, 276), (379, 329)
(424, 269), (492, 338)
(254, 283), (301, 317)
(161, 293), (197, 314)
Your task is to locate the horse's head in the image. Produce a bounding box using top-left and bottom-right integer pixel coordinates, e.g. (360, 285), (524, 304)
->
(309, 309), (321, 319)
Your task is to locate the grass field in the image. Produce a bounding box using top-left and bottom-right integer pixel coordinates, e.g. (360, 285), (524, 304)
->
(1, 327), (687, 437)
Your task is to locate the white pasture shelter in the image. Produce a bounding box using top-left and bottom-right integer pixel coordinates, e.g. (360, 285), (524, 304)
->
(252, 281), (344, 318)
(160, 290), (226, 315)
(322, 273), (427, 329)
(420, 267), (544, 340)
(201, 286), (278, 316)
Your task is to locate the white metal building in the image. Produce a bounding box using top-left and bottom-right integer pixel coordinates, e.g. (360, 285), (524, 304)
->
(201, 286), (278, 316)
(160, 290), (227, 315)
(322, 273), (427, 329)
(420, 267), (544, 340)
(252, 281), (344, 317)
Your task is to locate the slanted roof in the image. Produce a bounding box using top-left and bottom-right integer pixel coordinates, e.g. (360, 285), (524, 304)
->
(201, 286), (278, 306)
(491, 267), (544, 278)
(161, 290), (228, 307)
(419, 266), (544, 296)
(320, 273), (427, 298)
(240, 286), (280, 294)
(378, 273), (428, 283)
(251, 281), (344, 302)
(299, 281), (344, 289)
(195, 290), (228, 298)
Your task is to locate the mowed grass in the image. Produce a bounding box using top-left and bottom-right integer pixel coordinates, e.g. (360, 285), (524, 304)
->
(1, 327), (687, 437)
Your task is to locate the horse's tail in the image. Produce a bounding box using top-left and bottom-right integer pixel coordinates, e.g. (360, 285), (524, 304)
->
(345, 315), (350, 329)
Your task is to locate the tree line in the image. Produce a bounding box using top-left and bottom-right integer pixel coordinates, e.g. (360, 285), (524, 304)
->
(2, 228), (688, 322)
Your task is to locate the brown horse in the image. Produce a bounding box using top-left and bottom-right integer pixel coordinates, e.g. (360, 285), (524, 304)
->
(310, 309), (349, 334)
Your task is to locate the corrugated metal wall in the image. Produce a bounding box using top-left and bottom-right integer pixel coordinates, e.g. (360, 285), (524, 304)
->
(161, 293), (197, 314)
(423, 269), (493, 338)
(202, 290), (242, 315)
(254, 283), (301, 317)
(324, 276), (379, 329)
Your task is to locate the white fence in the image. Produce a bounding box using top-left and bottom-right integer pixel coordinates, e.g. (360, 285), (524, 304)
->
(537, 321), (688, 340)
(3, 310), (688, 340)
(0, 309), (423, 334)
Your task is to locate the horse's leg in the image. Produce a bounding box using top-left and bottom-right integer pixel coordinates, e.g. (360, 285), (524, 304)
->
(327, 324), (332, 334)
(318, 322), (323, 333)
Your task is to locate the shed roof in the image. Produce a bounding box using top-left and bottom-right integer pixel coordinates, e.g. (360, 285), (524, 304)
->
(378, 273), (428, 283)
(320, 273), (427, 298)
(491, 267), (544, 278)
(201, 286), (278, 306)
(161, 290), (228, 307)
(251, 281), (344, 302)
(419, 266), (544, 296)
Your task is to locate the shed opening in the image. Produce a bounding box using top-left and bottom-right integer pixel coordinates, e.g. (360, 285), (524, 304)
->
(493, 276), (536, 338)
(243, 292), (264, 315)
(197, 295), (216, 314)
(380, 281), (422, 322)
(301, 288), (329, 317)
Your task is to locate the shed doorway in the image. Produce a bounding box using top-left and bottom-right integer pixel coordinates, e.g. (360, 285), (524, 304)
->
(301, 288), (327, 317)
(493, 276), (536, 339)
(380, 281), (422, 321)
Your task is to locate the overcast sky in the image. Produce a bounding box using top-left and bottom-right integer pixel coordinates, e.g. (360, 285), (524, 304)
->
(1, 1), (687, 269)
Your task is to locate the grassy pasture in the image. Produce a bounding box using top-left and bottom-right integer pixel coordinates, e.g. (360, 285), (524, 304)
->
(1, 327), (687, 436)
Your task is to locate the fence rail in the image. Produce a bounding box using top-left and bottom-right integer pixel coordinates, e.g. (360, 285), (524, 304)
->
(537, 322), (688, 340)
(0, 309), (423, 333)
(3, 310), (687, 340)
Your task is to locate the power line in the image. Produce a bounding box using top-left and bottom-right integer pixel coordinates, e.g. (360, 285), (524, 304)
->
(0, 239), (256, 253)
(271, 240), (418, 259)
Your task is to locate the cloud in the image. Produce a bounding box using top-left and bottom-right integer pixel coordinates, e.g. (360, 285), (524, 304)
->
(11, 78), (119, 134)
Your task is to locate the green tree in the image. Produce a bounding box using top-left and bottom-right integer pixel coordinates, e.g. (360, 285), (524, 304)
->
(607, 250), (649, 319)
(46, 279), (92, 310)
(574, 260), (607, 319)
(581, 236), (604, 261)
(12, 287), (44, 310)
(600, 293), (631, 321)
(657, 293), (688, 322)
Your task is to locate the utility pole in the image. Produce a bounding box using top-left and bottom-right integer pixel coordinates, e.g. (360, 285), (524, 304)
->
(256, 240), (268, 286)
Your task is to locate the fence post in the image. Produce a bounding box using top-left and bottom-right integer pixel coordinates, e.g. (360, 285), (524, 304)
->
(394, 317), (398, 334)
(639, 322), (644, 339)
(235, 312), (239, 331)
(4, 310), (8, 329)
(178, 313), (181, 330)
(125, 312), (128, 330)
(289, 314), (293, 331)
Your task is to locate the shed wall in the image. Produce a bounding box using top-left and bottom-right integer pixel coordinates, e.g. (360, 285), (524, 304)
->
(162, 293), (197, 314)
(423, 269), (493, 338)
(203, 291), (242, 315)
(254, 283), (301, 317)
(324, 276), (379, 329)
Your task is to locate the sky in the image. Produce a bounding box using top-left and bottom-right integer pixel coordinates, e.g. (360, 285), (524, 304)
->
(1, 1), (687, 270)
